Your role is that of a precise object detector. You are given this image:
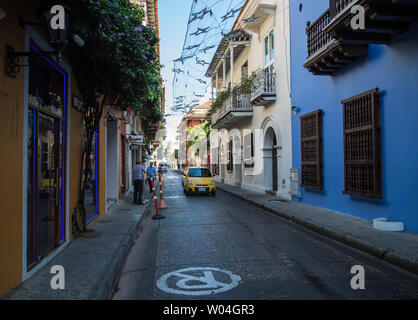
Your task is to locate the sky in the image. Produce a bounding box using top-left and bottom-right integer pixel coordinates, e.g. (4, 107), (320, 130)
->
(158, 0), (246, 145)
(159, 0), (192, 143)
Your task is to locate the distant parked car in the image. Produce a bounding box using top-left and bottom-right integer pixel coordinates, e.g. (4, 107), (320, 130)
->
(158, 162), (169, 173)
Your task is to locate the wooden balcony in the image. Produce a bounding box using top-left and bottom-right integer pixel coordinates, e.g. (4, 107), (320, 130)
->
(144, 122), (160, 139)
(251, 71), (276, 106)
(304, 0), (418, 75)
(325, 0), (415, 42)
(304, 9), (368, 75)
(211, 93), (253, 129)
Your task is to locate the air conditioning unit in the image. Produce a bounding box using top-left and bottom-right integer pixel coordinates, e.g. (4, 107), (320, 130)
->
(290, 168), (301, 198)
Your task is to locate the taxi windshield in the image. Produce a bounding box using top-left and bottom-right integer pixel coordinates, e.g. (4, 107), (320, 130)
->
(189, 168), (212, 177)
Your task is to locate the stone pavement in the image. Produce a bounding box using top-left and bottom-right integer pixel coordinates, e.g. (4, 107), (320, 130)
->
(3, 191), (152, 300)
(216, 182), (418, 276)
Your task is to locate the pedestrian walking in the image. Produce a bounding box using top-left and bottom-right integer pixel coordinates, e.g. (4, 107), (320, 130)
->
(146, 161), (156, 193)
(133, 161), (145, 205)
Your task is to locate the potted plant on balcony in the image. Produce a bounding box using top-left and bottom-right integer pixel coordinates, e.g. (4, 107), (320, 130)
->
(236, 70), (259, 95)
(211, 70), (260, 114)
(211, 90), (231, 113)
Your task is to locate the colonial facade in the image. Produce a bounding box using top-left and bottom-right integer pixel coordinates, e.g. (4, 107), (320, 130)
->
(207, 0), (292, 199)
(290, 0), (418, 232)
(0, 0), (161, 297)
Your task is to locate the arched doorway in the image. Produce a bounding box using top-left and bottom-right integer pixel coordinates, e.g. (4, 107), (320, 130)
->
(263, 127), (278, 192)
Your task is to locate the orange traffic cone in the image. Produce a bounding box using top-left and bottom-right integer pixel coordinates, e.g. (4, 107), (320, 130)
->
(158, 173), (168, 209)
(151, 173), (165, 220)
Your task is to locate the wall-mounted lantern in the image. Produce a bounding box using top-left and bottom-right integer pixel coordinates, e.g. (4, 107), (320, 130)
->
(6, 4), (71, 78)
(39, 4), (71, 52)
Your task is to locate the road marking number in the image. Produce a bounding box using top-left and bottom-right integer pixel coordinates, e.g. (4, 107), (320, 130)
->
(156, 267), (241, 296)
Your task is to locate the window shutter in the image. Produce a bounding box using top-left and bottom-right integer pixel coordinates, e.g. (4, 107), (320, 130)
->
(342, 88), (382, 199)
(227, 140), (233, 172)
(226, 142), (230, 171)
(300, 109), (323, 189)
(251, 133), (254, 158)
(212, 147), (219, 175)
(243, 133), (254, 168)
(230, 140), (234, 172)
(217, 146), (220, 175)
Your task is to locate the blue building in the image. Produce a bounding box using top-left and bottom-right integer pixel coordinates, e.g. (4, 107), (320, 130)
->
(289, 0), (418, 232)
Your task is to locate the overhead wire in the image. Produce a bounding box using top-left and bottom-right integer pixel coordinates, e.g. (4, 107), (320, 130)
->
(172, 0), (305, 114)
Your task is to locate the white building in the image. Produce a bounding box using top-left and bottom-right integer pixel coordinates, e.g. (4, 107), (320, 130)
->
(207, 0), (292, 199)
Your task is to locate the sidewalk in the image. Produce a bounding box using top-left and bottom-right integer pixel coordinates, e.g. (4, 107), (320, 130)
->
(216, 182), (418, 275)
(3, 191), (152, 300)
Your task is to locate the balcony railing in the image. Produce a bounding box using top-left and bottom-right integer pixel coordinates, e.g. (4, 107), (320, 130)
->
(211, 93), (252, 128)
(305, 0), (418, 75)
(251, 71), (276, 106)
(329, 0), (354, 18)
(306, 9), (333, 60)
(304, 5), (368, 75)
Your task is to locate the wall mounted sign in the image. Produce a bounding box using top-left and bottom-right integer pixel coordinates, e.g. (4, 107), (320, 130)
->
(128, 135), (144, 145)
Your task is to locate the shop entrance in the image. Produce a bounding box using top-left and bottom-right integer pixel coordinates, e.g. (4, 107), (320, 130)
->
(26, 42), (66, 268)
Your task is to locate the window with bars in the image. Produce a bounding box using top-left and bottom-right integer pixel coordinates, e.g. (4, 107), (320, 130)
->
(227, 140), (233, 172)
(243, 132), (254, 168)
(300, 109), (323, 189)
(342, 88), (382, 199)
(211, 147), (219, 175)
(264, 30), (274, 68)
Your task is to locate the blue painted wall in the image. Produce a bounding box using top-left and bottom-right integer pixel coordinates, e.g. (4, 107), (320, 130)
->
(290, 0), (418, 232)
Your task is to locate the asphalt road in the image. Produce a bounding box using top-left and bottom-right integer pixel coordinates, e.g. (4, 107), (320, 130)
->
(112, 171), (418, 300)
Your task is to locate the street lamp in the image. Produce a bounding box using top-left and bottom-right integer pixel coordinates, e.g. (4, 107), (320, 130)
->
(6, 4), (72, 78)
(39, 4), (71, 52)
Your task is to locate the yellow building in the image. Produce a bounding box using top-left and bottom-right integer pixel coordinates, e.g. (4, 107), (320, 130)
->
(0, 0), (161, 297)
(0, 0), (108, 297)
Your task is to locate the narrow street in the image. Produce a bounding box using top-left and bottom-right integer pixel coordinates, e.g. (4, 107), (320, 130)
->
(3, 0), (418, 304)
(113, 171), (418, 300)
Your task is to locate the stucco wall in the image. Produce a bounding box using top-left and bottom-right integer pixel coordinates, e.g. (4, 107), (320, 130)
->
(0, 1), (110, 296)
(0, 2), (26, 297)
(215, 1), (292, 199)
(290, 0), (418, 232)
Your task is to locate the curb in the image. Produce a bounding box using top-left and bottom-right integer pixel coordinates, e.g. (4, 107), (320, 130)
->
(217, 185), (418, 276)
(90, 195), (153, 300)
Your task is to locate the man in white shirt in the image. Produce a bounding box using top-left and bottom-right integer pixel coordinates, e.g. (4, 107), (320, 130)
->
(133, 161), (145, 205)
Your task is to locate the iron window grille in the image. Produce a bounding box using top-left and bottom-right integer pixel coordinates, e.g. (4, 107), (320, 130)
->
(300, 109), (323, 189)
(342, 88), (382, 199)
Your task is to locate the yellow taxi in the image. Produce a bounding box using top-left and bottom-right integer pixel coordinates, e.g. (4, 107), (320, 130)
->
(182, 167), (216, 196)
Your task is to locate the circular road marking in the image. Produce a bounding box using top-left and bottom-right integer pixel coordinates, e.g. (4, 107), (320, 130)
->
(156, 267), (241, 296)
